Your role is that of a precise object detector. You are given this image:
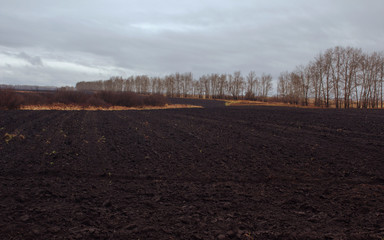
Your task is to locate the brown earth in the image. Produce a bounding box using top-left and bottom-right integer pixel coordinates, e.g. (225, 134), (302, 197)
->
(0, 99), (384, 239)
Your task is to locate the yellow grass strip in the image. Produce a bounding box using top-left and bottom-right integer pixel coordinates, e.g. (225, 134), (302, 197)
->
(20, 103), (203, 111)
(224, 100), (322, 108)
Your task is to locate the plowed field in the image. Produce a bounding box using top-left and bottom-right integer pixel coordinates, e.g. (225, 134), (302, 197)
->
(1, 100), (384, 239)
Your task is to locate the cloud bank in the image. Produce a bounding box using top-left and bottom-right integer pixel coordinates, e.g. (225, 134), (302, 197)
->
(0, 0), (383, 86)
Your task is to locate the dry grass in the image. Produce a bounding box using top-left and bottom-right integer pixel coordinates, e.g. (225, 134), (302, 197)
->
(224, 100), (323, 108)
(225, 99), (384, 109)
(20, 103), (202, 111)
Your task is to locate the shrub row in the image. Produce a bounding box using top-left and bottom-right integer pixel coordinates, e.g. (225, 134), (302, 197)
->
(0, 89), (167, 110)
(0, 89), (24, 110)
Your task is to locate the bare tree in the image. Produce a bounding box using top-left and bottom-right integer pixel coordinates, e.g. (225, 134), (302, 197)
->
(165, 74), (175, 97)
(232, 71), (244, 99)
(245, 71), (257, 99)
(260, 73), (272, 100)
(277, 71), (290, 102)
(308, 58), (322, 106)
(181, 72), (192, 97)
(209, 74), (219, 98)
(199, 75), (210, 99)
(217, 74), (227, 99)
(174, 72), (181, 97)
(193, 79), (204, 98)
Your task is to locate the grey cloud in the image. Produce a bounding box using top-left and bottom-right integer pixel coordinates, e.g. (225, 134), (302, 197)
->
(0, 0), (383, 86)
(1, 50), (43, 66)
(17, 52), (43, 66)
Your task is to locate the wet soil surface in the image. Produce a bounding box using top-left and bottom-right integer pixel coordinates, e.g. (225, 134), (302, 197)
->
(1, 100), (384, 239)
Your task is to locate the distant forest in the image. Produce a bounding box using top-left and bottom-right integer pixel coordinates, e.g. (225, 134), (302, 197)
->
(0, 85), (58, 92)
(76, 72), (273, 101)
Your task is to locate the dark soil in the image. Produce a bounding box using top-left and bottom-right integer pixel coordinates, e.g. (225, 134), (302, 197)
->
(1, 99), (384, 239)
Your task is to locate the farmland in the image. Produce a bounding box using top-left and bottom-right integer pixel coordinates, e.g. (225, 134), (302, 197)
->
(0, 99), (384, 239)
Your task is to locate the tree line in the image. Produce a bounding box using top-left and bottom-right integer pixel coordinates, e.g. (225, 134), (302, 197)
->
(76, 46), (384, 108)
(277, 46), (384, 108)
(76, 72), (273, 100)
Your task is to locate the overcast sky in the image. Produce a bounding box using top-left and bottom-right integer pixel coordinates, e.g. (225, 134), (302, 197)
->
(0, 0), (383, 87)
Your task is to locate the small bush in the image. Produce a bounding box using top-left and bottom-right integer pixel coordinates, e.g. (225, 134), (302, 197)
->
(96, 91), (143, 107)
(0, 89), (24, 110)
(244, 91), (255, 100)
(143, 94), (167, 106)
(1, 89), (167, 109)
(94, 91), (167, 107)
(86, 96), (110, 107)
(21, 92), (51, 105)
(53, 90), (90, 105)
